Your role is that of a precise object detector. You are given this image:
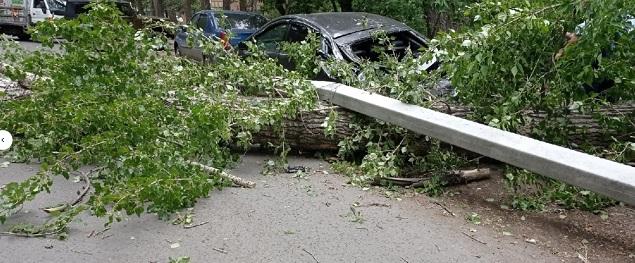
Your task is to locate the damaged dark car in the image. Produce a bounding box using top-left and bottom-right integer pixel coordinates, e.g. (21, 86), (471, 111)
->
(237, 12), (451, 95)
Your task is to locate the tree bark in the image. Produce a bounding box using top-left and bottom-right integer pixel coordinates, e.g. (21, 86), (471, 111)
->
(378, 168), (495, 187)
(133, 0), (144, 15)
(250, 101), (635, 152)
(1, 65), (631, 156)
(223, 0), (232, 10)
(338, 0), (352, 12)
(250, 0), (258, 11)
(274, 0), (287, 15)
(183, 0), (192, 23)
(200, 0), (210, 10)
(330, 0), (338, 11)
(152, 0), (165, 17)
(187, 161), (256, 188)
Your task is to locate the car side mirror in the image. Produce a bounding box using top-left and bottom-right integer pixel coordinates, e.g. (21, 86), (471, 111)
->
(41, 6), (47, 13)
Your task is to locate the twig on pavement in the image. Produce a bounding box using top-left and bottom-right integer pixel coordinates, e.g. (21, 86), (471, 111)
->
(303, 248), (319, 263)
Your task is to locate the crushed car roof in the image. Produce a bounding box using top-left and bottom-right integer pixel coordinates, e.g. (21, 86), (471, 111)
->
(281, 12), (411, 39)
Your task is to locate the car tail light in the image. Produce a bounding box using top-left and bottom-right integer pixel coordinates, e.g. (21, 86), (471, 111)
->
(219, 31), (230, 50)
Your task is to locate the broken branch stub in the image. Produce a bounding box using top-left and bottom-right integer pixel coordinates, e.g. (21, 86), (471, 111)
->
(187, 161), (256, 188)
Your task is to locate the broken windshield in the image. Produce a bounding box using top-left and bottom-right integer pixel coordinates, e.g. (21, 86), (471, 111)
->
(214, 13), (267, 30)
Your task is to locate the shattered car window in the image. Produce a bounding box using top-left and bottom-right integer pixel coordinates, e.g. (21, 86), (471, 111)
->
(214, 13), (267, 30)
(349, 31), (425, 61)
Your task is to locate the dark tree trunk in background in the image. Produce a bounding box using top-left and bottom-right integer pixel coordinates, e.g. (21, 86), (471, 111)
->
(167, 11), (177, 22)
(133, 0), (144, 15)
(330, 0), (338, 11)
(274, 0), (287, 15)
(183, 0), (192, 22)
(223, 0), (232, 10)
(239, 0), (247, 11)
(250, 0), (258, 11)
(425, 9), (453, 38)
(153, 0), (165, 17)
(200, 0), (210, 10)
(338, 0), (352, 12)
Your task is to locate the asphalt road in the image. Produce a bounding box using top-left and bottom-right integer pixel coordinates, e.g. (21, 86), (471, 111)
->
(0, 37), (61, 55)
(0, 155), (560, 263)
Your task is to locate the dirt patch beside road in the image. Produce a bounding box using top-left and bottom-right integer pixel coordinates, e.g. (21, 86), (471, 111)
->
(426, 173), (635, 263)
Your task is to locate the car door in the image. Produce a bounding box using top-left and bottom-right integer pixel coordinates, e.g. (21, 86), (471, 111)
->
(191, 14), (211, 61)
(250, 23), (289, 64)
(29, 0), (50, 23)
(176, 14), (199, 58)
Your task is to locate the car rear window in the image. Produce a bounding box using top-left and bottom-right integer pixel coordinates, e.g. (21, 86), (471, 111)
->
(214, 13), (267, 30)
(350, 31), (425, 61)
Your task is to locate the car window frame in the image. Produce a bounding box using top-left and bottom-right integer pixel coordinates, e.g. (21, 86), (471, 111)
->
(252, 21), (290, 53)
(190, 14), (200, 29)
(287, 22), (311, 43)
(341, 29), (429, 63)
(287, 20), (338, 57)
(196, 14), (210, 32)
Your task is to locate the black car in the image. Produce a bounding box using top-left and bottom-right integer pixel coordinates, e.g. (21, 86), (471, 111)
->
(237, 12), (444, 83)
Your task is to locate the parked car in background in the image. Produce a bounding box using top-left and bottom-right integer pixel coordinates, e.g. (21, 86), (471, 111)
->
(174, 10), (267, 61)
(237, 12), (446, 86)
(0, 0), (66, 40)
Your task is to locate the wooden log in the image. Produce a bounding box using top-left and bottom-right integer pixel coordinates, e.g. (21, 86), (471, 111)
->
(250, 101), (634, 152)
(1, 67), (631, 153)
(250, 103), (354, 151)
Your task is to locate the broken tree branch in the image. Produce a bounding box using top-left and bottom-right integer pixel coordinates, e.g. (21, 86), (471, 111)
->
(462, 232), (487, 245)
(187, 161), (256, 188)
(432, 201), (456, 217)
(71, 170), (93, 206)
(0, 62), (46, 90)
(377, 168), (494, 188)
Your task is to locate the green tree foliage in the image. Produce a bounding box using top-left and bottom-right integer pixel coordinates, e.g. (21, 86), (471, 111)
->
(1, 0), (632, 237)
(436, 0), (634, 152)
(433, 0), (634, 209)
(0, 1), (317, 231)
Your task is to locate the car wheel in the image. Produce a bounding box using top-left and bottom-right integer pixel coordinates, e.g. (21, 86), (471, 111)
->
(17, 32), (31, 41)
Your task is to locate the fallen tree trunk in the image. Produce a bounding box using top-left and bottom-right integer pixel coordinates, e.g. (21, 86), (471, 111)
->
(2, 69), (632, 153)
(251, 101), (634, 152)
